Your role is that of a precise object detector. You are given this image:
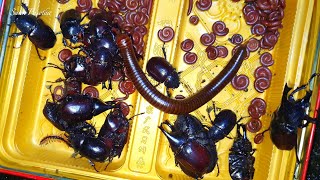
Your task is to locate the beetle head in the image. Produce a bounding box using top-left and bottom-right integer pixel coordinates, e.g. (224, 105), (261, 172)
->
(11, 14), (37, 34)
(43, 100), (67, 131)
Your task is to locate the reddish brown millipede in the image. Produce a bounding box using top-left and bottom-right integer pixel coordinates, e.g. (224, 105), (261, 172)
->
(116, 34), (246, 114)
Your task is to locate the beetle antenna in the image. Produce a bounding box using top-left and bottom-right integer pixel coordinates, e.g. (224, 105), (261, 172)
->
(128, 112), (145, 121)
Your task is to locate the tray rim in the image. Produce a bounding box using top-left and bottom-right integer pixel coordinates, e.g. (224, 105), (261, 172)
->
(0, 0), (317, 179)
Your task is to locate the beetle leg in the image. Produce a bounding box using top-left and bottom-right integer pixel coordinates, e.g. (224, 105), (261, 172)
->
(295, 142), (301, 164)
(9, 32), (24, 38)
(166, 88), (172, 97)
(10, 33), (27, 49)
(35, 47), (46, 60)
(15, 34), (26, 49)
(46, 77), (65, 84)
(47, 84), (56, 102)
(21, 1), (29, 15)
(216, 162), (220, 177)
(71, 151), (81, 158)
(240, 124), (248, 139)
(80, 13), (89, 22)
(202, 125), (210, 130)
(103, 161), (111, 171)
(108, 79), (113, 90)
(162, 43), (167, 60)
(300, 116), (317, 128)
(62, 38), (68, 47)
(43, 63), (64, 72)
(212, 102), (221, 116)
(236, 116), (250, 124)
(101, 82), (107, 89)
(88, 160), (99, 172)
(205, 105), (214, 124)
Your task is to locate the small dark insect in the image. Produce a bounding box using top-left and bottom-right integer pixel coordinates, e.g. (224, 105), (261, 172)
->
(146, 47), (180, 97)
(41, 107), (142, 171)
(229, 124), (255, 180)
(206, 103), (245, 143)
(59, 9), (87, 46)
(9, 1), (57, 60)
(159, 114), (218, 179)
(257, 73), (320, 152)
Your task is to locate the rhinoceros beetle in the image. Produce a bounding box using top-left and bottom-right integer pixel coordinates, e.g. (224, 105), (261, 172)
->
(257, 73), (320, 152)
(44, 52), (120, 89)
(159, 114), (218, 179)
(43, 92), (118, 130)
(9, 1), (57, 60)
(146, 47), (180, 97)
(206, 103), (244, 143)
(229, 124), (255, 180)
(43, 94), (117, 126)
(59, 9), (87, 46)
(41, 107), (142, 171)
(80, 10), (120, 57)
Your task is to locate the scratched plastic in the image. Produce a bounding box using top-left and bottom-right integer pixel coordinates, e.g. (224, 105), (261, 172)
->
(0, 0), (315, 179)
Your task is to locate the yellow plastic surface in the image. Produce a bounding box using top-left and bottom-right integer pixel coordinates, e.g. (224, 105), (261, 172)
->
(0, 0), (316, 179)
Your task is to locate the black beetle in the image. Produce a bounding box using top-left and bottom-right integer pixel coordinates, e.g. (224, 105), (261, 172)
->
(41, 107), (142, 171)
(59, 9), (87, 46)
(229, 124), (255, 180)
(257, 73), (320, 151)
(9, 1), (56, 60)
(206, 104), (239, 143)
(43, 93), (118, 129)
(44, 52), (119, 89)
(81, 11), (119, 57)
(146, 47), (180, 97)
(159, 114), (218, 179)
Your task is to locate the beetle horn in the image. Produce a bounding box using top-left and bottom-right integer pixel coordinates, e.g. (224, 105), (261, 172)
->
(158, 122), (187, 153)
(92, 100), (118, 116)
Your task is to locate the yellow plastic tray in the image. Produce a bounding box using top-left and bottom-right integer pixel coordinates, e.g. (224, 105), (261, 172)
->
(0, 0), (316, 179)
